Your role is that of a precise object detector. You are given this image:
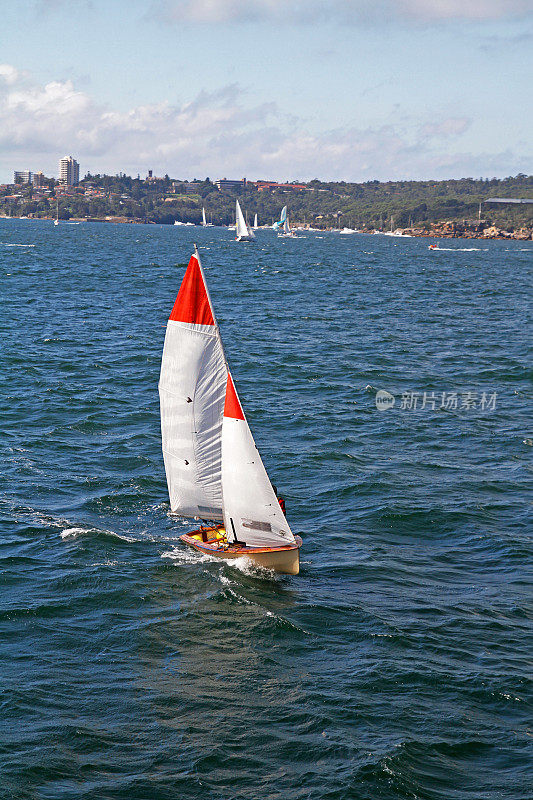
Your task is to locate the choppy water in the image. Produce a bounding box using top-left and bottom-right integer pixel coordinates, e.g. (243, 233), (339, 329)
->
(1, 220), (531, 800)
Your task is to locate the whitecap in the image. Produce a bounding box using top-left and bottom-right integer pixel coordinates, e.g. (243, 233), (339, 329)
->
(60, 526), (136, 542)
(61, 527), (89, 539)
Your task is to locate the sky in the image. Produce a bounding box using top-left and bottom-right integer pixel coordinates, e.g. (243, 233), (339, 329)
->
(0, 0), (532, 183)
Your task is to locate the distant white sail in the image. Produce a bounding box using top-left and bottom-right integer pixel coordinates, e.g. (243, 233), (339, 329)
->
(202, 207), (207, 227)
(221, 374), (296, 548)
(235, 200), (255, 241)
(253, 213), (258, 229)
(159, 250), (227, 520)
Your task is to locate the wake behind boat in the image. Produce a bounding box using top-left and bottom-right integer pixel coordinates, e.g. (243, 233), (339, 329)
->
(158, 247), (301, 574)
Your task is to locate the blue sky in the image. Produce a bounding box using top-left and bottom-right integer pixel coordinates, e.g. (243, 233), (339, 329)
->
(0, 0), (531, 183)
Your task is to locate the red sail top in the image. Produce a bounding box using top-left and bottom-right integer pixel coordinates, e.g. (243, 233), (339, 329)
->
(224, 374), (245, 420)
(169, 254), (215, 326)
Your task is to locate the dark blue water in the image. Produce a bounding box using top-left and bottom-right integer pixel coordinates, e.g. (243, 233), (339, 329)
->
(1, 220), (531, 800)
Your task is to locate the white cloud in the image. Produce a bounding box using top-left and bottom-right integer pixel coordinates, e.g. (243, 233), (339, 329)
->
(152, 0), (533, 24)
(420, 117), (470, 138)
(0, 64), (21, 85)
(0, 66), (528, 182)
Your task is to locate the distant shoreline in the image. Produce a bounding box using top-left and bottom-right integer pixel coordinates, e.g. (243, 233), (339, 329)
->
(1, 215), (531, 240)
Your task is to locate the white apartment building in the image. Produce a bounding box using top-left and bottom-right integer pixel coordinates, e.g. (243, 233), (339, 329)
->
(14, 170), (33, 184)
(59, 156), (80, 186)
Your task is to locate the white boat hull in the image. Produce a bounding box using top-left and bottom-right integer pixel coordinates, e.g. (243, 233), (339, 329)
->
(181, 529), (302, 575)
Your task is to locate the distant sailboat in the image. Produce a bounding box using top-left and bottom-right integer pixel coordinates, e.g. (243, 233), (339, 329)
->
(277, 208), (296, 238)
(54, 199), (59, 226)
(253, 213), (258, 230)
(272, 205), (287, 231)
(383, 216), (395, 236)
(201, 207), (214, 227)
(235, 200), (255, 241)
(159, 247), (301, 573)
(384, 215), (411, 238)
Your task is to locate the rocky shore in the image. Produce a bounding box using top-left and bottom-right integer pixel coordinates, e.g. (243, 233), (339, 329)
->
(374, 220), (532, 240)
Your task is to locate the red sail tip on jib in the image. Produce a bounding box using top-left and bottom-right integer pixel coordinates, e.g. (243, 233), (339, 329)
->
(224, 374), (245, 420)
(169, 254), (215, 326)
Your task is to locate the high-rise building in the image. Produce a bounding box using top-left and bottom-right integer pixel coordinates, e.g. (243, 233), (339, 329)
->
(33, 171), (47, 188)
(59, 156), (79, 186)
(14, 170), (33, 184)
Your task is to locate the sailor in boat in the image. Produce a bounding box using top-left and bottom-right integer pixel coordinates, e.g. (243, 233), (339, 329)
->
(271, 484), (286, 516)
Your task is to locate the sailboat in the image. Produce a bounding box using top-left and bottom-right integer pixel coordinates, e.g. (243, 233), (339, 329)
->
(384, 215), (411, 238)
(383, 215), (395, 236)
(253, 213), (258, 230)
(278, 212), (295, 238)
(54, 199), (59, 226)
(201, 207), (214, 227)
(159, 247), (302, 574)
(235, 200), (255, 242)
(272, 205), (287, 231)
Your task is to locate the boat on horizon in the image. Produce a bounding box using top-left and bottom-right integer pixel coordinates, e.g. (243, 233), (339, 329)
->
(158, 247), (301, 574)
(235, 200), (255, 242)
(274, 206), (296, 238)
(202, 207), (214, 227)
(383, 215), (411, 237)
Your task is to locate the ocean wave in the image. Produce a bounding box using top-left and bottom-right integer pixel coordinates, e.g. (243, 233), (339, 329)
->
(60, 526), (136, 542)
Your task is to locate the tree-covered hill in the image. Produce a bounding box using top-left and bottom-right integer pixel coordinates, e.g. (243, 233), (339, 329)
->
(1, 173), (532, 230)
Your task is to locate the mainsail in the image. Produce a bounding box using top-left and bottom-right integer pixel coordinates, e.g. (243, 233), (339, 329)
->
(159, 251), (227, 520)
(202, 207), (207, 227)
(221, 374), (296, 548)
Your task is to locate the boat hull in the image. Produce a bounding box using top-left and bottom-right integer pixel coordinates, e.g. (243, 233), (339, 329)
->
(180, 530), (302, 575)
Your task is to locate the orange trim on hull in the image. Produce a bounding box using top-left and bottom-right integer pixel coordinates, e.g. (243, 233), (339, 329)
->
(180, 530), (302, 575)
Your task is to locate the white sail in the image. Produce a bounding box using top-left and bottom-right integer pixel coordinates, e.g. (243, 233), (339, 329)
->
(159, 250), (227, 520)
(283, 215), (290, 234)
(235, 200), (247, 238)
(235, 200), (255, 240)
(221, 374), (296, 548)
(202, 207), (207, 227)
(253, 213), (258, 229)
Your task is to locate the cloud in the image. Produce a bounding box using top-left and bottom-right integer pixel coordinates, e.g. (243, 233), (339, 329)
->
(0, 66), (528, 182)
(420, 117), (470, 138)
(152, 0), (533, 25)
(0, 64), (22, 85)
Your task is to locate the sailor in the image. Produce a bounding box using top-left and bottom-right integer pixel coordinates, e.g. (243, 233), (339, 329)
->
(271, 484), (287, 517)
